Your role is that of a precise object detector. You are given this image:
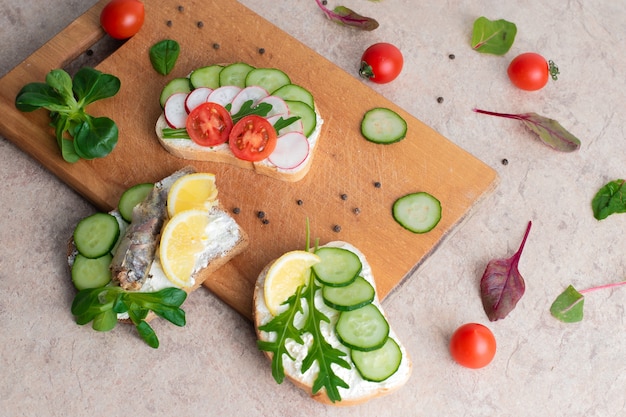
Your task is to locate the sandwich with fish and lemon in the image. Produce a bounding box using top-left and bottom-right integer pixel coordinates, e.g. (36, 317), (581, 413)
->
(67, 167), (248, 346)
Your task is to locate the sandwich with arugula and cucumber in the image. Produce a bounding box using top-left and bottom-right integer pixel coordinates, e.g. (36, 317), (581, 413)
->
(156, 63), (323, 182)
(253, 240), (412, 405)
(68, 167), (248, 348)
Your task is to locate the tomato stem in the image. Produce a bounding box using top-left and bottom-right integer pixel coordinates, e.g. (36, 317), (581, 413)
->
(548, 60), (560, 81)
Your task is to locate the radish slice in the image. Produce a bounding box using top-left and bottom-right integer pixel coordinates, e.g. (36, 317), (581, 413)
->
(258, 96), (290, 117)
(267, 114), (304, 136)
(164, 92), (189, 129)
(185, 87), (213, 113)
(230, 86), (269, 114)
(268, 132), (310, 169)
(207, 86), (241, 107)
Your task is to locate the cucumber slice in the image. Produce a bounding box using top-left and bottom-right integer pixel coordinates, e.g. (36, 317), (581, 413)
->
(361, 107), (407, 144)
(351, 337), (402, 382)
(219, 63), (255, 88)
(245, 68), (291, 94)
(73, 213), (120, 259)
(159, 77), (192, 108)
(322, 276), (375, 311)
(118, 183), (154, 223)
(71, 253), (112, 290)
(313, 247), (362, 287)
(272, 84), (314, 108)
(392, 192), (442, 233)
(336, 304), (390, 351)
(190, 64), (223, 89)
(284, 100), (316, 137)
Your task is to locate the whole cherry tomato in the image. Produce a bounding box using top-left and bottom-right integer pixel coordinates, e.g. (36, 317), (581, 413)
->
(100, 0), (145, 40)
(507, 52), (559, 91)
(359, 43), (404, 84)
(449, 323), (496, 369)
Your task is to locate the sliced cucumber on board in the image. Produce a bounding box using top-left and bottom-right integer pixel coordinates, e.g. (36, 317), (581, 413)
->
(392, 192), (442, 233)
(361, 107), (407, 144)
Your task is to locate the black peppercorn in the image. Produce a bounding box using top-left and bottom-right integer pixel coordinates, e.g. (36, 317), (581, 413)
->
(262, 219), (270, 225)
(502, 158), (509, 166)
(296, 199), (303, 205)
(177, 5), (184, 12)
(213, 43), (220, 50)
(166, 20), (173, 27)
(340, 193), (348, 200)
(197, 21), (204, 28)
(232, 207), (240, 214)
(448, 53), (455, 60)
(258, 48), (265, 55)
(353, 207), (361, 215)
(373, 181), (381, 188)
(332, 225), (341, 233)
(257, 211), (265, 219)
(437, 96), (444, 103)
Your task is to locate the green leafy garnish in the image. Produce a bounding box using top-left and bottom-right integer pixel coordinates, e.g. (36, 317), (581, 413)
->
(15, 67), (120, 163)
(314, 0), (379, 31)
(551, 281), (626, 323)
(272, 115), (301, 134)
(471, 16), (517, 55)
(149, 40), (181, 76)
(591, 179), (626, 220)
(71, 286), (187, 348)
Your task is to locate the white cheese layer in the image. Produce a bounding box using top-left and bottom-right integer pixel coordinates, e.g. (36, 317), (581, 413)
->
(256, 241), (411, 402)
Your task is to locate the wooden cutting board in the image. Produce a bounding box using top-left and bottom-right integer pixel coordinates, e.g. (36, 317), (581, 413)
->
(0, 0), (497, 319)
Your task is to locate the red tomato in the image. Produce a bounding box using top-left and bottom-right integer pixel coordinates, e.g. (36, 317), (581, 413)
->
(449, 323), (496, 369)
(100, 0), (145, 40)
(359, 43), (404, 84)
(229, 115), (277, 162)
(507, 52), (552, 91)
(186, 102), (233, 147)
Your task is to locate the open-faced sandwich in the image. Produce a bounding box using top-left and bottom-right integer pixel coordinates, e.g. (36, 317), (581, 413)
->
(67, 167), (248, 347)
(253, 240), (412, 405)
(155, 63), (323, 182)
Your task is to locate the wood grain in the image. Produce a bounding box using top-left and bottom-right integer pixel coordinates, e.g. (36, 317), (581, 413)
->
(0, 0), (498, 319)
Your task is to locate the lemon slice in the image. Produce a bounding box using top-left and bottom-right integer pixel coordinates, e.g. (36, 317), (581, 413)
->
(167, 172), (218, 218)
(263, 250), (321, 316)
(159, 209), (211, 288)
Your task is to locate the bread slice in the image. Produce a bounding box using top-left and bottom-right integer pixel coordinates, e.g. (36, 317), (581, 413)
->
(67, 169), (248, 323)
(155, 102), (324, 183)
(253, 241), (412, 406)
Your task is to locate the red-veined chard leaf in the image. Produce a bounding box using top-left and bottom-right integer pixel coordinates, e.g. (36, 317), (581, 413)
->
(551, 281), (626, 323)
(471, 17), (517, 55)
(480, 221), (532, 321)
(550, 285), (584, 323)
(591, 179), (626, 220)
(314, 0), (379, 31)
(473, 109), (581, 152)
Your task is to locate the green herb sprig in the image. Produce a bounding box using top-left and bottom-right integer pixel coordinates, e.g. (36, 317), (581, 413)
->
(15, 68), (120, 163)
(71, 286), (187, 348)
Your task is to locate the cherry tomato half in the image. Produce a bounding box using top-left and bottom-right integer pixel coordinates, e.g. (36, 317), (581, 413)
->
(449, 323), (496, 369)
(100, 0), (145, 40)
(359, 43), (404, 84)
(507, 52), (558, 91)
(229, 115), (277, 162)
(186, 102), (233, 147)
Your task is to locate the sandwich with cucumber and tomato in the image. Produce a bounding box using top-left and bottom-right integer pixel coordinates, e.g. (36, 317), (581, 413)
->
(68, 167), (248, 348)
(253, 240), (412, 405)
(155, 63), (323, 182)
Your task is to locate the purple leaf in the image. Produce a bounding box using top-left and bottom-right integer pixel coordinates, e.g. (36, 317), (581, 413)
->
(473, 108), (581, 152)
(480, 221), (532, 321)
(314, 0), (379, 31)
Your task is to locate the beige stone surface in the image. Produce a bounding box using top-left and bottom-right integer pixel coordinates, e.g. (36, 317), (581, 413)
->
(1, 1), (625, 416)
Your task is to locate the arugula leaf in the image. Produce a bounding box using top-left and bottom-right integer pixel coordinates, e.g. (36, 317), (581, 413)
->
(230, 100), (273, 124)
(272, 115), (301, 134)
(70, 286), (187, 348)
(257, 288), (306, 383)
(591, 179), (626, 220)
(149, 40), (181, 76)
(15, 67), (120, 163)
(471, 17), (517, 55)
(314, 0), (379, 31)
(300, 274), (350, 403)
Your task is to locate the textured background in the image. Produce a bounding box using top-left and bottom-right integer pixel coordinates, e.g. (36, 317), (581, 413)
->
(1, 1), (625, 416)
